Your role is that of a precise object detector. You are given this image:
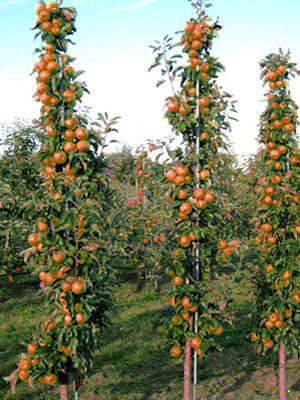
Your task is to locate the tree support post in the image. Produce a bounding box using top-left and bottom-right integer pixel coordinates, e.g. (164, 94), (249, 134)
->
(279, 343), (286, 400)
(193, 51), (202, 400)
(184, 339), (192, 400)
(60, 385), (68, 400)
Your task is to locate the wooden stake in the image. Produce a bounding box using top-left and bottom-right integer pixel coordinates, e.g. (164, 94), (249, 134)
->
(60, 385), (68, 400)
(193, 28), (202, 400)
(279, 343), (286, 400)
(184, 339), (191, 400)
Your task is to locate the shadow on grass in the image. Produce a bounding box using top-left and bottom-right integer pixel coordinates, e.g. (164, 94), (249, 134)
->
(0, 275), (39, 302)
(98, 349), (180, 399)
(84, 305), (182, 400)
(0, 279), (293, 400)
(199, 299), (275, 400)
(80, 296), (277, 400)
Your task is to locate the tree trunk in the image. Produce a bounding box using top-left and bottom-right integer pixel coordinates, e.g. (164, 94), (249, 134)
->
(60, 385), (68, 400)
(279, 343), (286, 400)
(184, 339), (191, 400)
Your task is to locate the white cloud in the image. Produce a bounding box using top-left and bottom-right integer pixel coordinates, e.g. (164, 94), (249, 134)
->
(78, 57), (171, 152)
(120, 0), (157, 11)
(0, 73), (38, 122)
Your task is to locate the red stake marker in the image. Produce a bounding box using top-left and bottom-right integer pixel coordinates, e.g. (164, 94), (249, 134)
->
(184, 340), (191, 400)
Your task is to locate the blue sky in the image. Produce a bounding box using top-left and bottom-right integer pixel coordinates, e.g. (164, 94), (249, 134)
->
(1, 0), (300, 157)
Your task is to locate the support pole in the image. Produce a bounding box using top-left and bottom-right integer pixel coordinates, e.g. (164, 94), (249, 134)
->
(184, 339), (192, 400)
(278, 148), (289, 400)
(74, 380), (79, 400)
(143, 151), (147, 207)
(279, 343), (286, 400)
(60, 385), (68, 400)
(193, 57), (201, 400)
(57, 14), (68, 400)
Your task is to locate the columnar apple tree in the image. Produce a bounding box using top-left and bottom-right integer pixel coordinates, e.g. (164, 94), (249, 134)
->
(7, 0), (115, 395)
(150, 0), (237, 397)
(251, 51), (300, 399)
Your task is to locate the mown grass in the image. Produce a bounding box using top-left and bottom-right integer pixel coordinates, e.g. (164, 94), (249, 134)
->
(1, 276), (300, 399)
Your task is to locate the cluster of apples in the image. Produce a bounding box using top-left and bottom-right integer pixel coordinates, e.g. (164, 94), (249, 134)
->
(35, 2), (90, 201)
(182, 18), (215, 70)
(136, 150), (150, 194)
(165, 164), (215, 231)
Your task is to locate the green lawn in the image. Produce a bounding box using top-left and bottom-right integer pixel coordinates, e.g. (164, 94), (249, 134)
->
(1, 276), (300, 399)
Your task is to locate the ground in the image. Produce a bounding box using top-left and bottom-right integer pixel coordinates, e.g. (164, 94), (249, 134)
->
(1, 276), (300, 400)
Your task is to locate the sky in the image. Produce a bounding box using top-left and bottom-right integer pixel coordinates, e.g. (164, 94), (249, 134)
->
(1, 0), (300, 158)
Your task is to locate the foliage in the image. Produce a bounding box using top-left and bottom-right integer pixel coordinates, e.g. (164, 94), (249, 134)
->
(107, 145), (136, 185)
(109, 144), (174, 288)
(0, 120), (43, 278)
(250, 51), (300, 355)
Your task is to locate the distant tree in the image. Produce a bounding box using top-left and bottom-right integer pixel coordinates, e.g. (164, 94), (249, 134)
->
(0, 119), (42, 278)
(107, 145), (136, 185)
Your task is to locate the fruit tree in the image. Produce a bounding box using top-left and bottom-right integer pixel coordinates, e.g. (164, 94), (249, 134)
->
(5, 2), (116, 399)
(250, 50), (300, 400)
(150, 0), (238, 398)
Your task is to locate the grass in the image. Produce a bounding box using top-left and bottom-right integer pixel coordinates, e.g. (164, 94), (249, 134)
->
(1, 276), (300, 399)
